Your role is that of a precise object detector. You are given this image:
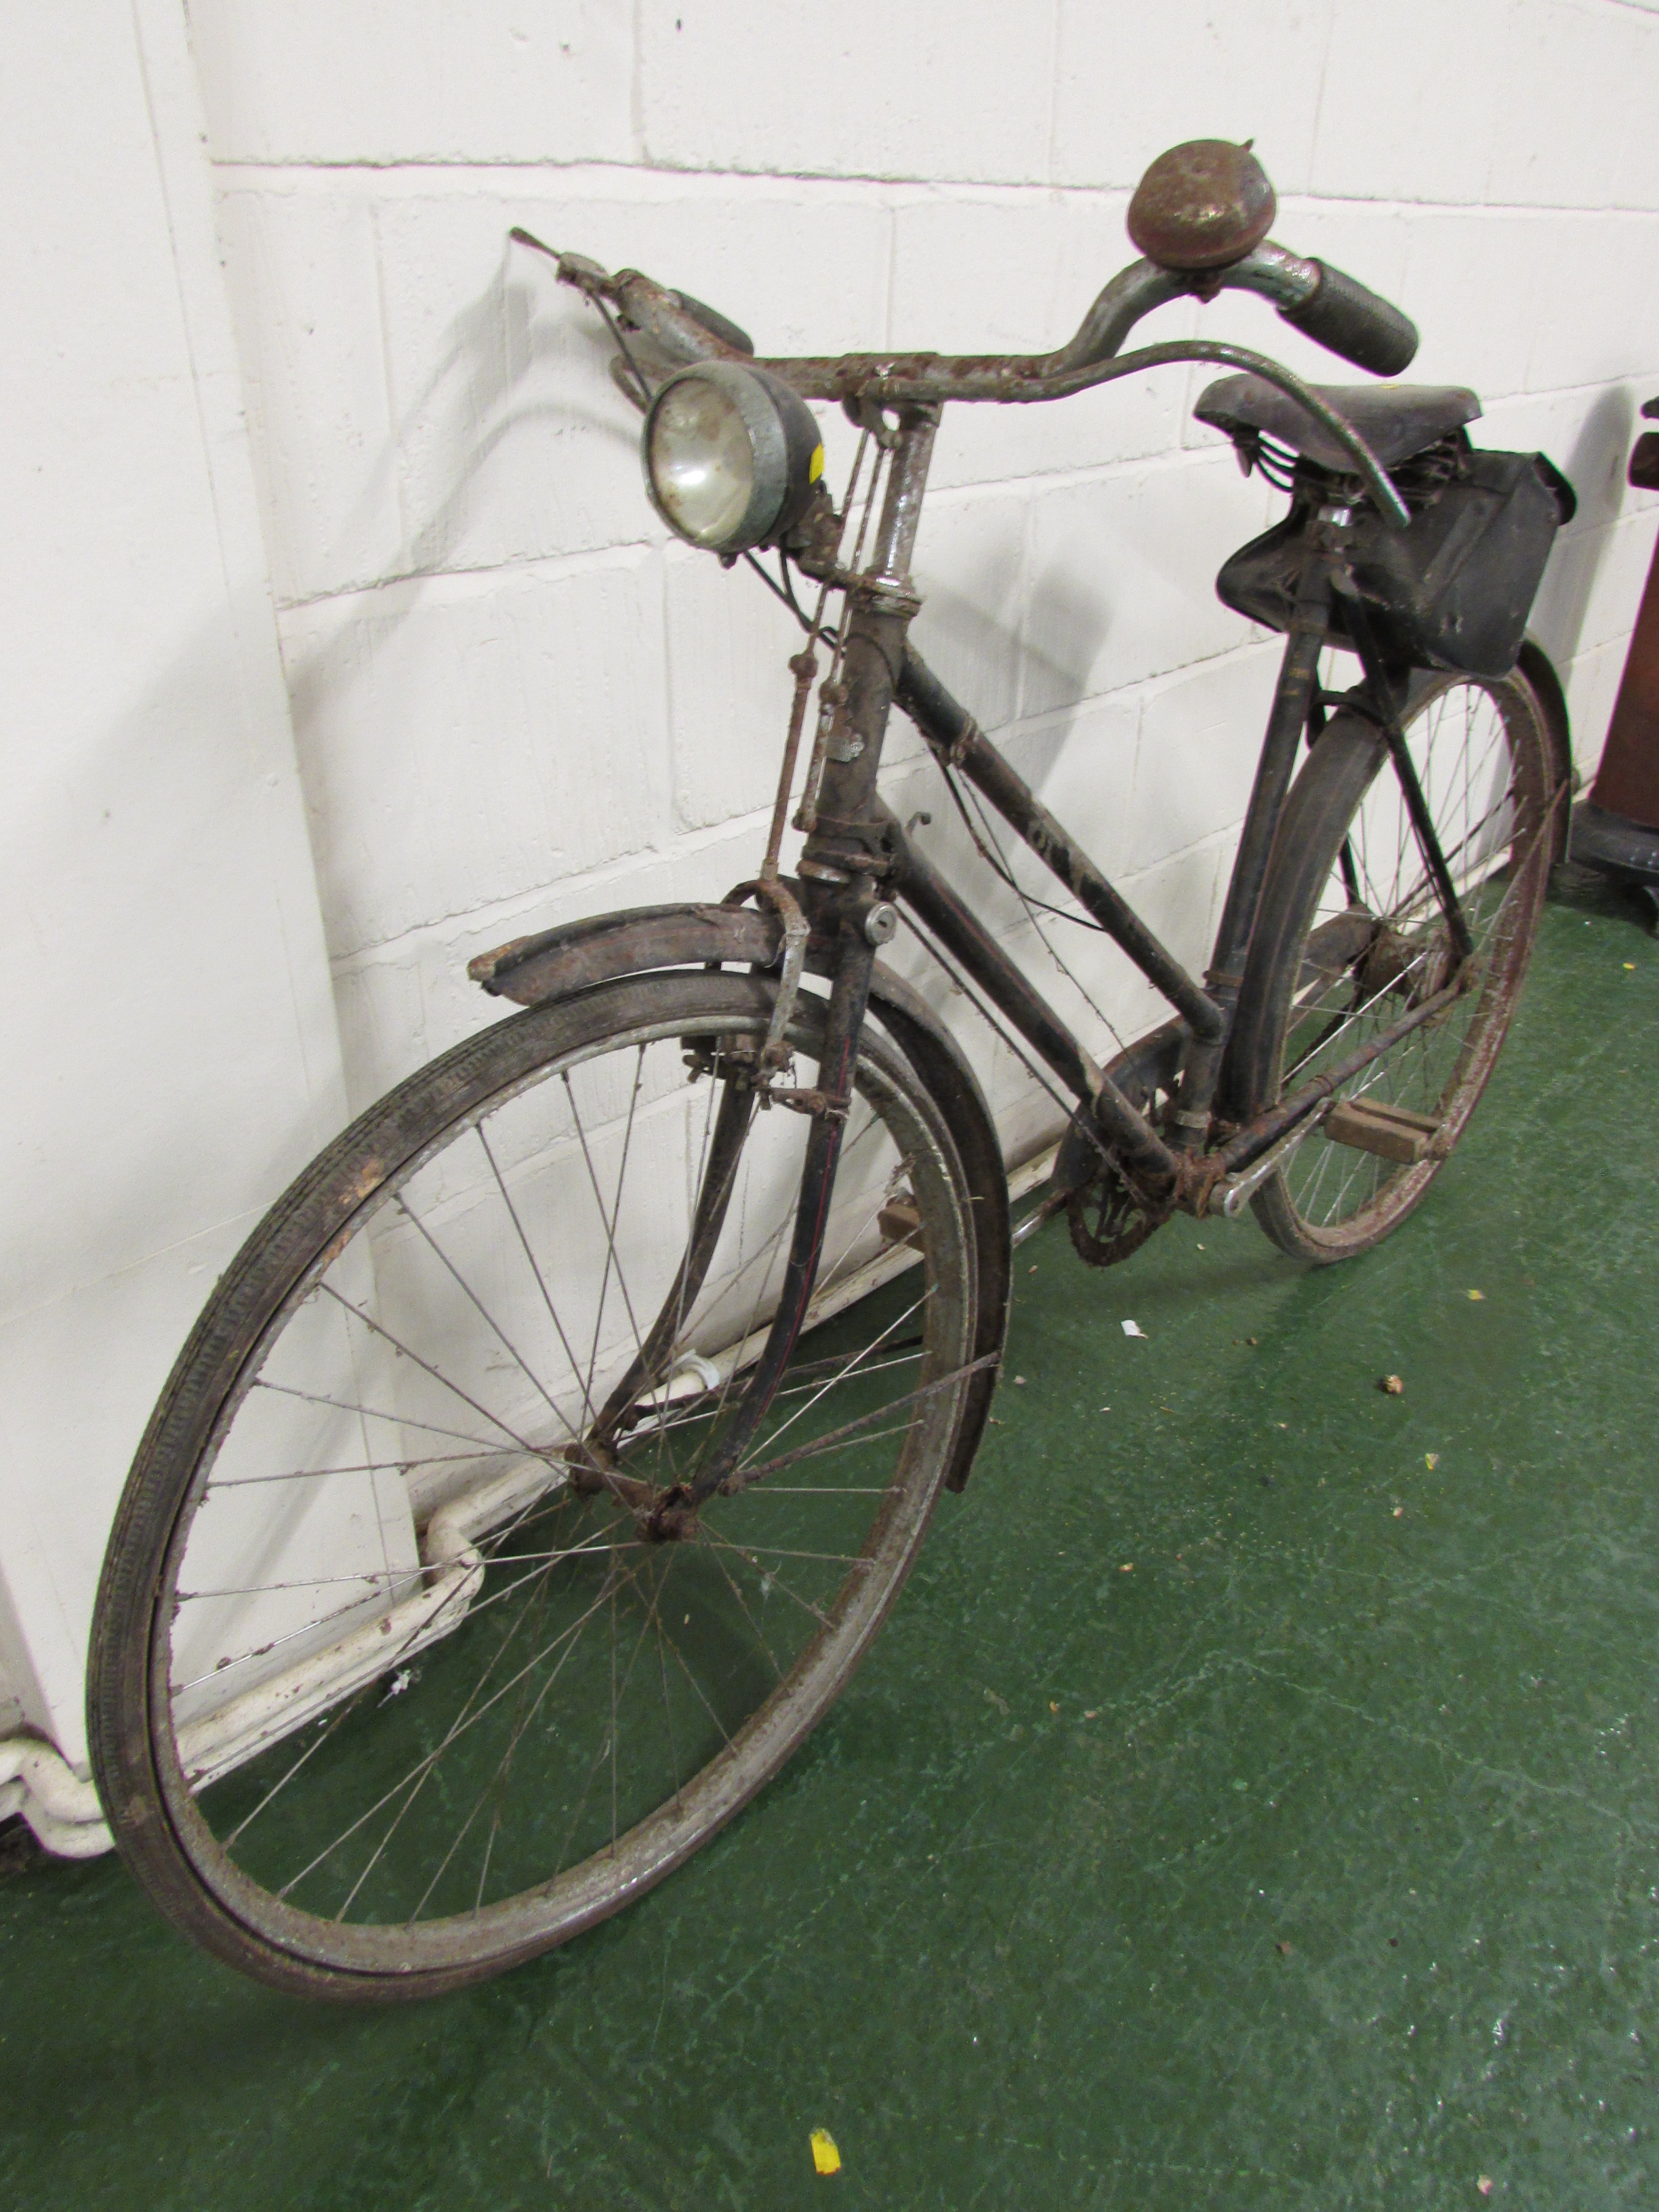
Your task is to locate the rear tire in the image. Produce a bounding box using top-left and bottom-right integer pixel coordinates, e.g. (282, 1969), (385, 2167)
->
(1229, 668), (1555, 1263)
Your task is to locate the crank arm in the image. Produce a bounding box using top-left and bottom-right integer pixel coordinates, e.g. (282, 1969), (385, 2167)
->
(1215, 1106), (1330, 1216)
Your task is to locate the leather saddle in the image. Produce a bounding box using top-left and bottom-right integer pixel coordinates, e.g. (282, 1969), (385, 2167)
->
(1195, 373), (1481, 476)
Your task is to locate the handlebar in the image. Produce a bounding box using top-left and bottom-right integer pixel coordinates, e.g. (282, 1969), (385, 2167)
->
(512, 227), (1418, 529)
(1277, 261), (1418, 377)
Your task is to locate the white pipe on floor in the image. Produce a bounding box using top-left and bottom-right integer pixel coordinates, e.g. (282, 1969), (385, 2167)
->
(0, 1736), (110, 1858)
(0, 1452), (567, 1861)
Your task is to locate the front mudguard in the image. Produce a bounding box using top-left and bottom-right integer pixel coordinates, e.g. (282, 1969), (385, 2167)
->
(471, 902), (1011, 1493)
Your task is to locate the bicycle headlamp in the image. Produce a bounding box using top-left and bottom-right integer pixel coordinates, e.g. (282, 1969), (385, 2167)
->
(642, 363), (824, 553)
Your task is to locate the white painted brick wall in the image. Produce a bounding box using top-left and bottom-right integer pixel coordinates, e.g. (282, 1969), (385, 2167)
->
(1, 1), (346, 1755)
(283, 548), (674, 953)
(190, 0), (636, 166)
(191, 0), (1659, 1151)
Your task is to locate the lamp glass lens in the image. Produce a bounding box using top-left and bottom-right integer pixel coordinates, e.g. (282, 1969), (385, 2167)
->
(649, 377), (755, 546)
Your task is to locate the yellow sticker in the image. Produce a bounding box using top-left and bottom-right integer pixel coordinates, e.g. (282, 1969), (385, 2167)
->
(809, 443), (825, 483)
(810, 2128), (842, 2175)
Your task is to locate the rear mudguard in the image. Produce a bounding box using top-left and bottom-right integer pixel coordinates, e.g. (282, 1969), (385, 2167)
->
(471, 903), (1011, 1493)
(1516, 635), (1572, 860)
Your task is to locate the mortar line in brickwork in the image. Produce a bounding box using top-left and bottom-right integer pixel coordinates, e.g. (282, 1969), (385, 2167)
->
(881, 203), (898, 353)
(266, 364), (1659, 623)
(266, 440), (1267, 622)
(1010, 464), (1039, 728)
(1041, 0), (1064, 186)
(272, 537), (663, 621)
(201, 158), (1659, 223)
(628, 0), (646, 167)
(920, 443), (1271, 508)
(367, 201), (413, 559)
(1303, 4), (1339, 193)
(658, 515), (684, 821)
(324, 816), (787, 972)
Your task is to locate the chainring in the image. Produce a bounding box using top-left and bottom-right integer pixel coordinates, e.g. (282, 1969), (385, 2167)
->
(1065, 1162), (1161, 1268)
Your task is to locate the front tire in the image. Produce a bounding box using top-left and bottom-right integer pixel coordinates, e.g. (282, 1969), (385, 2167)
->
(89, 972), (977, 1999)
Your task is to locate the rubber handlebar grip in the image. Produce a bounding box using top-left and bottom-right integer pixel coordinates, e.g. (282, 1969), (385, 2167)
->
(1279, 260), (1419, 377)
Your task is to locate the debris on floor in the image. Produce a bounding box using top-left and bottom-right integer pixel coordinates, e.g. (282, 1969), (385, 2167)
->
(809, 2129), (842, 2176)
(1122, 1319), (1147, 1338)
(1381, 1374), (1405, 1395)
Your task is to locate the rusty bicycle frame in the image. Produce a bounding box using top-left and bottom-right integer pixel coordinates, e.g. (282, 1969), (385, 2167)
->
(483, 224), (1532, 1532)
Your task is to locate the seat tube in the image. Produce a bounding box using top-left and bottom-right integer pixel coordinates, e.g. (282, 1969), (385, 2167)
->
(1168, 550), (1332, 1145)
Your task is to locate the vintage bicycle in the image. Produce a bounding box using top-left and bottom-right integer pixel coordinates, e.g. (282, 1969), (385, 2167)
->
(88, 142), (1576, 1997)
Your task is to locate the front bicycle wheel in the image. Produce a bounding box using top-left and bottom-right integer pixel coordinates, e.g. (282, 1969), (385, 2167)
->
(89, 970), (977, 1999)
(1229, 668), (1555, 1262)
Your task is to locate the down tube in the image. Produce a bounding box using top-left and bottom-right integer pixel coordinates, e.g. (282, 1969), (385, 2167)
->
(886, 819), (1181, 1189)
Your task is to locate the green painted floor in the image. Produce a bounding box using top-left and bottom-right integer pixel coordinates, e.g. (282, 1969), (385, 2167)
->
(3, 877), (1657, 2211)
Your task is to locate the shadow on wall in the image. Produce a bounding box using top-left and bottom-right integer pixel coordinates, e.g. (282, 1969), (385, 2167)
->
(281, 237), (1123, 794)
(1529, 384), (1636, 679)
(284, 251), (631, 742)
(0, 603), (338, 1323)
(1019, 555), (1114, 720)
(0, 596), (348, 1747)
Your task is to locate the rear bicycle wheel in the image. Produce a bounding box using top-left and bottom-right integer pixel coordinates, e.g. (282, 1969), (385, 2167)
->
(1229, 668), (1555, 1261)
(89, 970), (977, 1999)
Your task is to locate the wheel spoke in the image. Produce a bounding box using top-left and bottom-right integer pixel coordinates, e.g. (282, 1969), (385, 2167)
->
(1256, 678), (1547, 1250)
(115, 975), (976, 1986)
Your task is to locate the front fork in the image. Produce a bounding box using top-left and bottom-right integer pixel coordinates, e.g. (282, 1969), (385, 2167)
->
(644, 409), (943, 1530)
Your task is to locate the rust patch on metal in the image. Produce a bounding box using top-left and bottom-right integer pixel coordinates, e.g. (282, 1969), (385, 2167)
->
(1126, 140), (1277, 271)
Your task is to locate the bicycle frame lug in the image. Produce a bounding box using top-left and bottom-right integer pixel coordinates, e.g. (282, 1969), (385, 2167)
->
(855, 577), (924, 619)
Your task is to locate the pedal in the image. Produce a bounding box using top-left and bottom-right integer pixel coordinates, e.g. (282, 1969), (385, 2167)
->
(1324, 1097), (1441, 1164)
(878, 1197), (923, 1250)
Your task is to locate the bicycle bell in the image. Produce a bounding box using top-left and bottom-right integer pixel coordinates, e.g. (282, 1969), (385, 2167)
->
(642, 361), (825, 553)
(1126, 139), (1277, 270)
